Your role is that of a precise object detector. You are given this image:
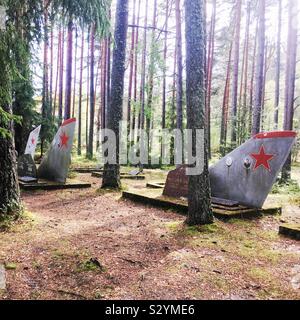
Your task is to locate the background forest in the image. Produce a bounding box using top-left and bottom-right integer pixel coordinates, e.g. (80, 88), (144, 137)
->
(5, 0), (300, 173)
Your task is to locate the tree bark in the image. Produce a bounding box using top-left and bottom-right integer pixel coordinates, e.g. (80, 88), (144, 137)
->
(251, 0), (265, 136)
(274, 0), (282, 130)
(162, 0), (169, 131)
(64, 19), (73, 120)
(53, 27), (61, 118)
(146, 0), (158, 142)
(72, 27), (78, 118)
(0, 112), (21, 218)
(206, 0), (216, 158)
(127, 0), (136, 138)
(88, 24), (96, 159)
(77, 28), (85, 156)
(230, 0), (242, 147)
(220, 41), (233, 156)
(175, 0), (183, 131)
(239, 1), (251, 143)
(249, 21), (258, 132)
(282, 0), (298, 181)
(41, 3), (50, 156)
(102, 0), (129, 189)
(185, 0), (213, 226)
(139, 0), (149, 131)
(58, 26), (65, 123)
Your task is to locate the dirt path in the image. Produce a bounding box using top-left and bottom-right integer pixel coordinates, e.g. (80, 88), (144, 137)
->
(0, 173), (299, 300)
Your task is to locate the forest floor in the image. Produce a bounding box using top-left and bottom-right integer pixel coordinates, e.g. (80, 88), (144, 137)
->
(0, 163), (300, 300)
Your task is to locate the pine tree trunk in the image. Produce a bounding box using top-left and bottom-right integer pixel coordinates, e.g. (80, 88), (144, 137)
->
(102, 0), (129, 189)
(131, 0), (141, 142)
(88, 24), (96, 159)
(230, 0), (242, 147)
(41, 4), (50, 156)
(127, 0), (136, 138)
(77, 29), (84, 156)
(58, 27), (65, 123)
(86, 30), (90, 157)
(206, 0), (216, 158)
(175, 0), (183, 131)
(274, 0), (282, 130)
(251, 0), (265, 136)
(53, 27), (61, 118)
(0, 72), (21, 219)
(64, 19), (73, 120)
(249, 22), (258, 132)
(185, 0), (213, 226)
(72, 27), (78, 119)
(282, 0), (298, 182)
(0, 116), (21, 218)
(101, 39), (107, 130)
(139, 0), (149, 131)
(240, 1), (251, 143)
(220, 41), (233, 155)
(162, 0), (169, 131)
(146, 0), (158, 141)
(49, 20), (54, 114)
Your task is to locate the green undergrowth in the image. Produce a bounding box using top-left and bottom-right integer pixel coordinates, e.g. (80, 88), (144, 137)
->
(0, 210), (35, 233)
(272, 179), (300, 194)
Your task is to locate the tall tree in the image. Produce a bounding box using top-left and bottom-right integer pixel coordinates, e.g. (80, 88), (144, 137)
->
(185, 0), (213, 226)
(230, 0), (242, 147)
(251, 0), (265, 136)
(41, 1), (51, 156)
(162, 0), (170, 131)
(206, 0), (216, 158)
(249, 21), (258, 132)
(131, 0), (141, 141)
(88, 23), (96, 159)
(238, 0), (251, 143)
(127, 0), (136, 138)
(53, 27), (61, 118)
(58, 26), (65, 122)
(273, 0), (282, 130)
(64, 20), (73, 120)
(0, 32), (21, 218)
(102, 0), (129, 189)
(175, 0), (183, 131)
(72, 27), (78, 118)
(146, 0), (158, 138)
(139, 0), (149, 131)
(282, 0), (298, 181)
(77, 28), (85, 156)
(49, 19), (54, 113)
(220, 41), (233, 155)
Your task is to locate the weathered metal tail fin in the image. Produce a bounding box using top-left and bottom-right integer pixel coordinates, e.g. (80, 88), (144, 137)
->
(25, 125), (41, 159)
(210, 131), (297, 208)
(37, 118), (76, 183)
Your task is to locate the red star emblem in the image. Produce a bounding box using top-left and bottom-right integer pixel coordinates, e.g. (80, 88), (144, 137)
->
(250, 145), (274, 172)
(59, 131), (69, 149)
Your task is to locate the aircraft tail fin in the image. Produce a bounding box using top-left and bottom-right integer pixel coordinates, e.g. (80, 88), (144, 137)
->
(210, 131), (297, 208)
(38, 118), (76, 183)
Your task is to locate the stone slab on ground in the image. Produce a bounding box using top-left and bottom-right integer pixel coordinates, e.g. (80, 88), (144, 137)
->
(71, 167), (103, 173)
(279, 224), (300, 240)
(19, 179), (91, 191)
(92, 172), (146, 180)
(122, 188), (282, 220)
